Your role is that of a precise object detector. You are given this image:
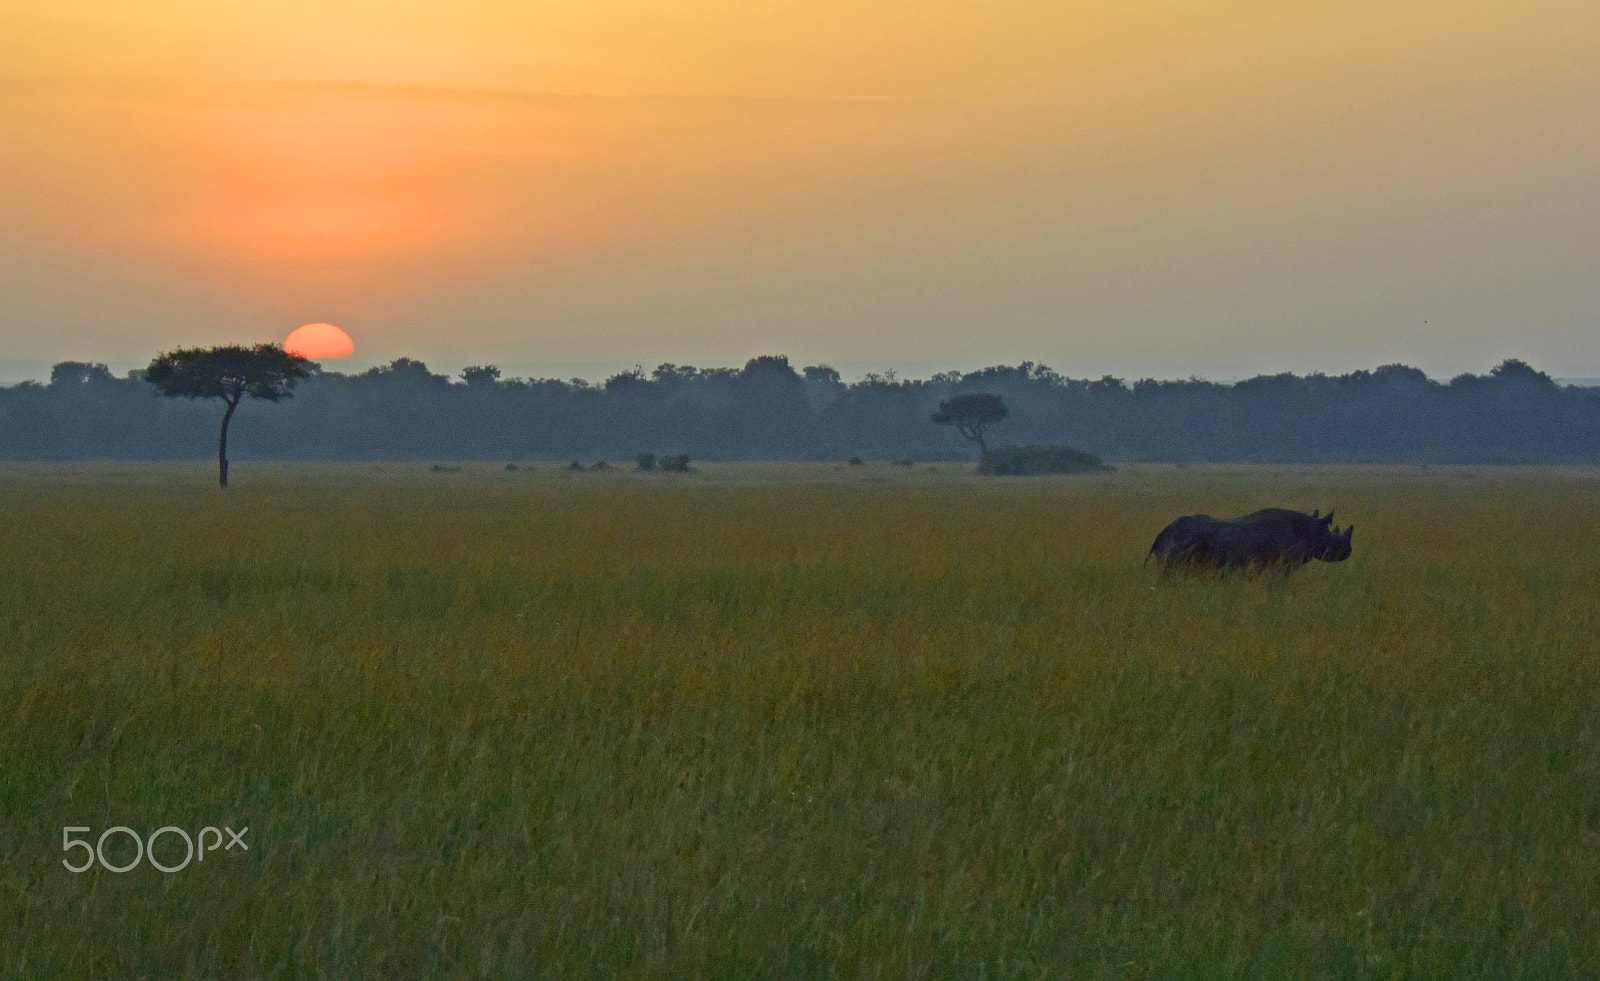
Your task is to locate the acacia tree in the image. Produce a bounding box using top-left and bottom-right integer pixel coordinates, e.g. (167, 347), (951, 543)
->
(145, 344), (310, 488)
(932, 392), (1009, 456)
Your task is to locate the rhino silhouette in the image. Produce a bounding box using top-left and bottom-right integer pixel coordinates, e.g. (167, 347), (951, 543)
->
(1148, 508), (1353, 573)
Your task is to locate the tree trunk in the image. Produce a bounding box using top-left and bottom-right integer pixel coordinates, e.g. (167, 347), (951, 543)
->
(218, 396), (239, 488)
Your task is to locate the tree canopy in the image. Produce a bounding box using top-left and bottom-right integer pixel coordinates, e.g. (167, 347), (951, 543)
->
(145, 344), (310, 487)
(932, 392), (1010, 454)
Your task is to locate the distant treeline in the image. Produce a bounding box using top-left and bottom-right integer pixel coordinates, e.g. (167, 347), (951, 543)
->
(5, 355), (1599, 464)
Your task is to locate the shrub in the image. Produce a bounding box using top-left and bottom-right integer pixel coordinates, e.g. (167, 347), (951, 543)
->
(505, 463), (519, 471)
(567, 460), (585, 472)
(660, 454), (692, 473)
(590, 460), (612, 471)
(977, 444), (1112, 476)
(637, 453), (657, 471)
(847, 457), (864, 466)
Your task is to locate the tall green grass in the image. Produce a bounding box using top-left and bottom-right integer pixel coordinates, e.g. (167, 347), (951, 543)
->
(3, 463), (1598, 977)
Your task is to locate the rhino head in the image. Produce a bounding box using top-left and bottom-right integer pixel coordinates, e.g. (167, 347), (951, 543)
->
(1317, 523), (1354, 561)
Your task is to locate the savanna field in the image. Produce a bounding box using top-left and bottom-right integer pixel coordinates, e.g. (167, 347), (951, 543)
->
(2, 462), (1598, 978)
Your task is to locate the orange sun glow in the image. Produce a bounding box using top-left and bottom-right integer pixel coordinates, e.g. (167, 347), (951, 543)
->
(284, 322), (355, 359)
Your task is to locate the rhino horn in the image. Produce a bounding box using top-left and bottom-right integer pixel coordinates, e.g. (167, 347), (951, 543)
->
(1310, 509), (1319, 518)
(1322, 510), (1335, 526)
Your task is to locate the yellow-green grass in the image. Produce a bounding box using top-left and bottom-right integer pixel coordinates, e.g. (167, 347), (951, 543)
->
(3, 462), (1598, 977)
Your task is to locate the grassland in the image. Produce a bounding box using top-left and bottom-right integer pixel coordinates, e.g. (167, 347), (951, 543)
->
(3, 461), (1598, 978)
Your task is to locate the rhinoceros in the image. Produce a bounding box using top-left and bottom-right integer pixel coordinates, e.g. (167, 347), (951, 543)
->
(1148, 507), (1353, 573)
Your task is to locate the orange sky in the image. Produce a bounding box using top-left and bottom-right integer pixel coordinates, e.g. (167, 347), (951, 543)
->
(2, 0), (1597, 380)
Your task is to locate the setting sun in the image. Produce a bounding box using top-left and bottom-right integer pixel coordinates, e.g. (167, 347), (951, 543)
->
(284, 322), (355, 359)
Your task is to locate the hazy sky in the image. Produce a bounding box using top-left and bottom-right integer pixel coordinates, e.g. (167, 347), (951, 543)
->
(2, 0), (1597, 382)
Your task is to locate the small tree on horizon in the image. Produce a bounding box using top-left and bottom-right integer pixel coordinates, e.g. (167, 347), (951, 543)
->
(932, 392), (1009, 456)
(460, 364), (502, 387)
(145, 344), (311, 488)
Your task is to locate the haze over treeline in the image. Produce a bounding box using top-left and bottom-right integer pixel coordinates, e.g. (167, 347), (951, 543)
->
(5, 356), (1598, 464)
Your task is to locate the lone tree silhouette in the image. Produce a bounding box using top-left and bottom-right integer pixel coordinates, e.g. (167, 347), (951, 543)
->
(145, 344), (310, 488)
(932, 392), (1009, 456)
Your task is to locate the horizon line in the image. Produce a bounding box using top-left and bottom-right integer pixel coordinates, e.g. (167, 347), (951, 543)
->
(3, 356), (1593, 389)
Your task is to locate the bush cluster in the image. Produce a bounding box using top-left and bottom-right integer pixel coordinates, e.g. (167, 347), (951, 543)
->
(977, 444), (1112, 476)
